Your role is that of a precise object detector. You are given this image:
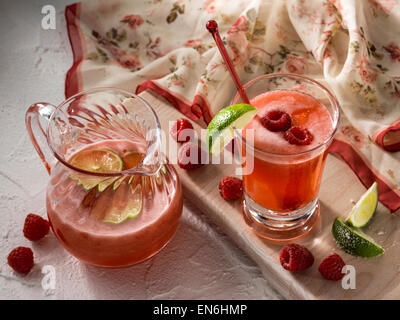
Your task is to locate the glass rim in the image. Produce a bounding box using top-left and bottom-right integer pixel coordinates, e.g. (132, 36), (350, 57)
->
(46, 87), (162, 177)
(232, 73), (340, 157)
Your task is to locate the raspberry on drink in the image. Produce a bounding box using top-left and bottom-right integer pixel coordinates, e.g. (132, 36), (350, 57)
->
(284, 126), (313, 145)
(170, 118), (194, 143)
(219, 176), (243, 201)
(318, 253), (346, 281)
(280, 243), (314, 272)
(23, 213), (50, 241)
(7, 247), (34, 275)
(261, 109), (292, 132)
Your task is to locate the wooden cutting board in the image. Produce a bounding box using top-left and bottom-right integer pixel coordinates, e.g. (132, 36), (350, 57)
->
(141, 91), (400, 300)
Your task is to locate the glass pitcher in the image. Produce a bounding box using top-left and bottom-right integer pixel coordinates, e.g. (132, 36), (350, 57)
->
(25, 88), (183, 268)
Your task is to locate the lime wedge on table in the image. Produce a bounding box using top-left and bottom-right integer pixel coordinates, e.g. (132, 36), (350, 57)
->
(345, 182), (378, 228)
(206, 104), (257, 154)
(69, 148), (123, 191)
(332, 217), (384, 258)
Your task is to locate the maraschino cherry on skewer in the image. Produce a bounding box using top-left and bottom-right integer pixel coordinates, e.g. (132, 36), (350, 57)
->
(206, 20), (250, 105)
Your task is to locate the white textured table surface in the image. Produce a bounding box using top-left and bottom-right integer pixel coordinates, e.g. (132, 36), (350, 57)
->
(0, 0), (281, 300)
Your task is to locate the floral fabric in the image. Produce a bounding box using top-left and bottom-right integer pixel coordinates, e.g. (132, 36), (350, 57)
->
(65, 0), (400, 212)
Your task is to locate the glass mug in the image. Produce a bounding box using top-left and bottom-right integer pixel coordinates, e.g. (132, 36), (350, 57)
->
(25, 88), (183, 267)
(233, 73), (340, 241)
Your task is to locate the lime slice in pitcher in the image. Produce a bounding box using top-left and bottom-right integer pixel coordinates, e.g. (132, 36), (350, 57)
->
(121, 150), (145, 170)
(206, 104), (257, 155)
(345, 182), (378, 228)
(90, 180), (142, 224)
(69, 148), (123, 191)
(70, 148), (123, 173)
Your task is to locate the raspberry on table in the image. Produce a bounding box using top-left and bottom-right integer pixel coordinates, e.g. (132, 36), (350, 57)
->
(219, 176), (243, 201)
(318, 253), (346, 281)
(170, 118), (194, 143)
(23, 213), (50, 241)
(7, 247), (34, 275)
(177, 142), (207, 170)
(284, 126), (313, 145)
(261, 109), (292, 132)
(280, 243), (314, 272)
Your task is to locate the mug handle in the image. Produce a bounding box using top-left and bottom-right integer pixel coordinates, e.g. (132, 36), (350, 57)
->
(25, 102), (57, 174)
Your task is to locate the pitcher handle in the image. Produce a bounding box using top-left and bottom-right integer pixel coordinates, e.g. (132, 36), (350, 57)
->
(25, 102), (57, 174)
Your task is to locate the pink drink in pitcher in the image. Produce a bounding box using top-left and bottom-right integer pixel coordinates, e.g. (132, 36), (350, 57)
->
(26, 88), (183, 267)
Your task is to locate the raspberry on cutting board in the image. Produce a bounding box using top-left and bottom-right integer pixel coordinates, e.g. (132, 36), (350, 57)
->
(177, 142), (207, 170)
(170, 118), (194, 143)
(219, 176), (243, 201)
(318, 253), (346, 281)
(280, 243), (314, 272)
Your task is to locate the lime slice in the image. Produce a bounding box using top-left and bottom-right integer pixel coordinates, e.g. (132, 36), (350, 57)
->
(206, 104), (257, 154)
(70, 175), (105, 191)
(103, 183), (142, 224)
(69, 148), (123, 192)
(113, 176), (126, 191)
(98, 177), (119, 192)
(90, 179), (142, 224)
(346, 182), (378, 228)
(121, 150), (144, 170)
(332, 217), (384, 258)
(70, 148), (123, 173)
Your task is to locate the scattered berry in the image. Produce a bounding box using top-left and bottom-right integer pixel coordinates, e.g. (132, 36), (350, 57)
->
(23, 213), (50, 241)
(318, 253), (346, 281)
(219, 176), (243, 201)
(170, 118), (194, 143)
(280, 243), (314, 272)
(178, 142), (207, 170)
(284, 126), (313, 145)
(261, 109), (292, 132)
(7, 247), (34, 275)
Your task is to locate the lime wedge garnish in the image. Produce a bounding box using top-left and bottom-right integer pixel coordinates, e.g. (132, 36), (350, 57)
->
(346, 182), (378, 228)
(206, 104), (257, 154)
(332, 217), (384, 258)
(70, 148), (123, 173)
